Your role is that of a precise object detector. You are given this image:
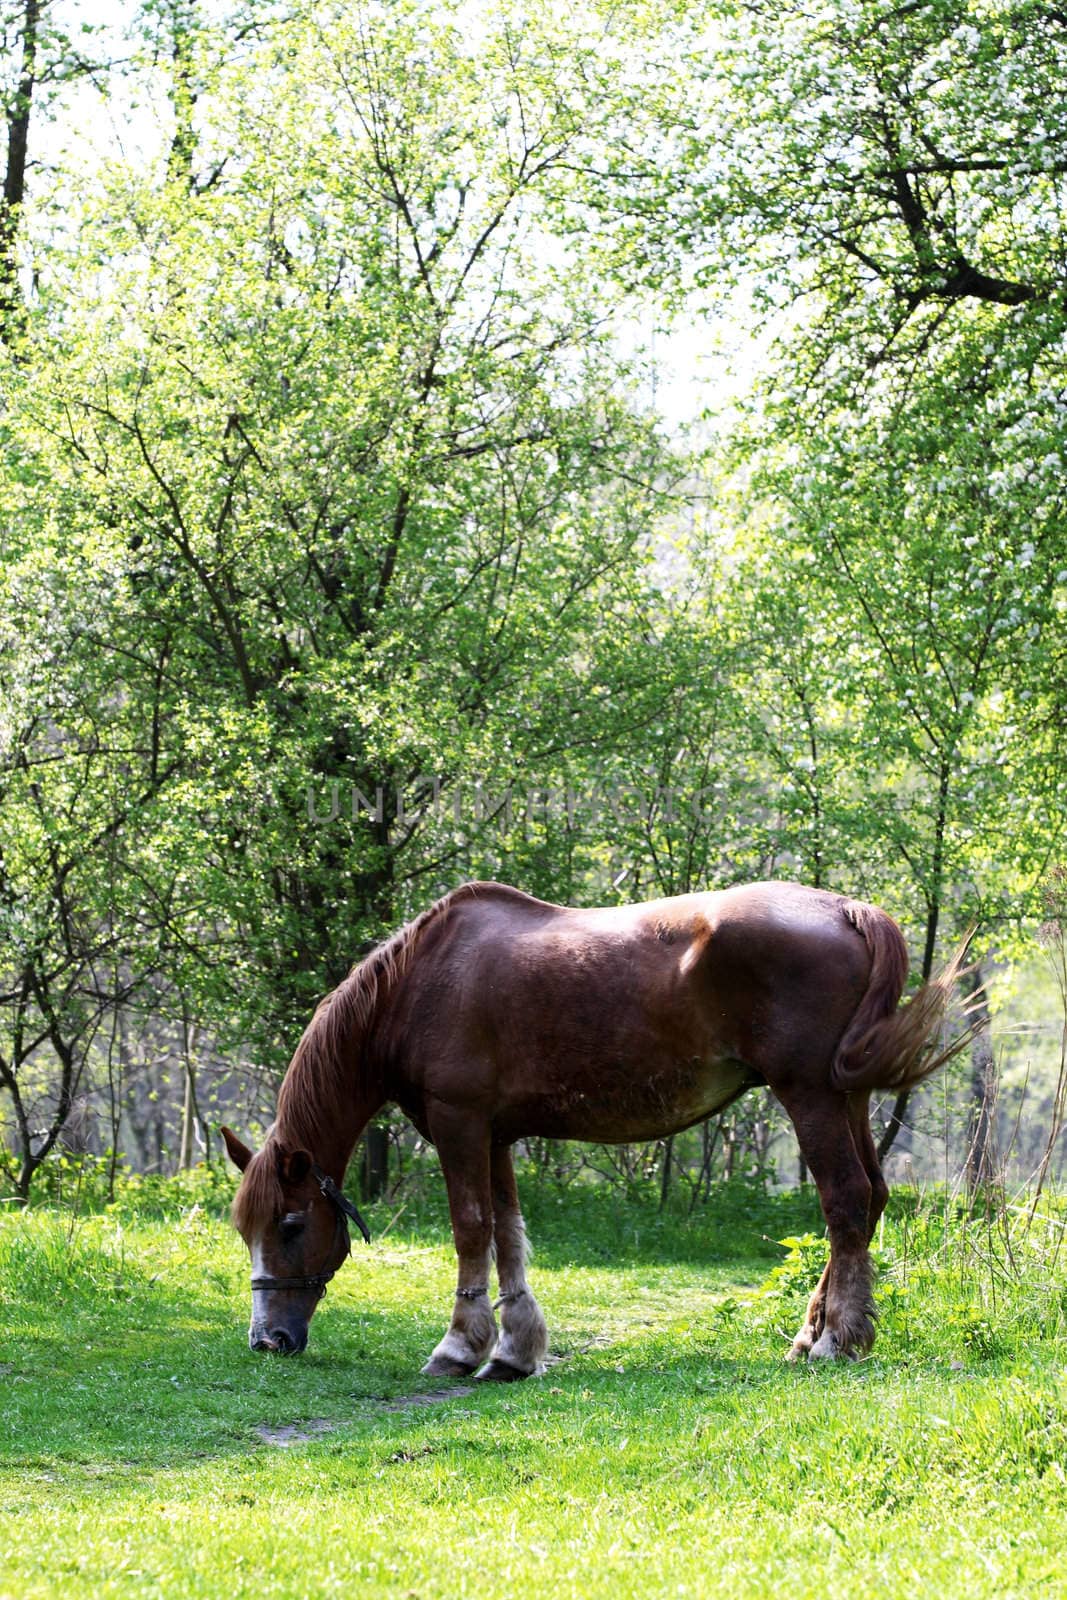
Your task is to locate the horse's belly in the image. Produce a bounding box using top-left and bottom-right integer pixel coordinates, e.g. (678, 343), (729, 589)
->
(503, 1055), (754, 1143)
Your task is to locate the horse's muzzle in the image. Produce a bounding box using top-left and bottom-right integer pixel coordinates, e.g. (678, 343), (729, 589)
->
(249, 1325), (307, 1355)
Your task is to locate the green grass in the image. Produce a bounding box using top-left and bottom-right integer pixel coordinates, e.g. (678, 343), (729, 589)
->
(1, 1177), (1066, 1599)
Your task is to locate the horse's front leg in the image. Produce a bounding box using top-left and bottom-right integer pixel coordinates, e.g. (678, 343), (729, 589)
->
(477, 1143), (548, 1382)
(422, 1108), (498, 1379)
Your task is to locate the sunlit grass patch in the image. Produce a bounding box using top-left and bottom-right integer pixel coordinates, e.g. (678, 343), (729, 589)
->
(0, 1183), (1065, 1598)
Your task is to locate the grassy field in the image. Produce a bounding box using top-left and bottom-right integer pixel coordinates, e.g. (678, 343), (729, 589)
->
(1, 1173), (1065, 1599)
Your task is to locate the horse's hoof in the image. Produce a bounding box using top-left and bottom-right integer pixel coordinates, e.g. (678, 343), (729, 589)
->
(808, 1331), (842, 1361)
(421, 1353), (478, 1378)
(474, 1358), (533, 1383)
(787, 1303), (828, 1358)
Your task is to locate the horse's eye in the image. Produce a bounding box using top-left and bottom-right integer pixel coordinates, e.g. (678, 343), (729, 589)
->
(279, 1212), (305, 1239)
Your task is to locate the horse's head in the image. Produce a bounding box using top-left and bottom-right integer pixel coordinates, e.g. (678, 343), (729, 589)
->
(222, 1126), (355, 1355)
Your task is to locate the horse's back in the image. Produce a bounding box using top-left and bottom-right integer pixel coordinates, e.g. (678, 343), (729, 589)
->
(440, 878), (871, 980)
(390, 880), (881, 1140)
(429, 879), (875, 1045)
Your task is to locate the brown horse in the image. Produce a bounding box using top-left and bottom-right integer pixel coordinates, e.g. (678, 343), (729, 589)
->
(223, 879), (968, 1374)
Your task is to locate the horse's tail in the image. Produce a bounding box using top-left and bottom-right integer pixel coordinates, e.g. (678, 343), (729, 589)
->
(830, 901), (973, 1093)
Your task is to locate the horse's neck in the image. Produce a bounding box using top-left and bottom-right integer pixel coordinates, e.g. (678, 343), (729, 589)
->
(276, 1070), (386, 1187)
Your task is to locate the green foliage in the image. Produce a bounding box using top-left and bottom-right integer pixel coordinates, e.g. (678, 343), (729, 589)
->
(2, 0), (1066, 1198)
(9, 1151), (236, 1218)
(0, 0), (692, 1183)
(750, 1231), (829, 1307)
(0, 1212), (135, 1307)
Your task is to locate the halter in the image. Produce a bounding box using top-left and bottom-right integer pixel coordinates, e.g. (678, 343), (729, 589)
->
(249, 1163), (371, 1298)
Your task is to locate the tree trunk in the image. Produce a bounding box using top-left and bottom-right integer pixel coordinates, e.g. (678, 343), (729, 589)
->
(16, 994), (79, 1200)
(878, 870), (944, 1162)
(178, 1054), (199, 1169)
(166, 5), (198, 190)
(723, 1124), (735, 1181)
(0, 0), (40, 338)
(360, 1124), (389, 1200)
(658, 1135), (673, 1211)
(105, 1004), (123, 1202)
(178, 1007), (201, 1170)
(60, 1094), (95, 1153)
(963, 964), (996, 1191)
(0, 1036), (33, 1204)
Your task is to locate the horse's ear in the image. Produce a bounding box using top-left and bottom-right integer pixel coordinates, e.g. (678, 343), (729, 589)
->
(276, 1146), (312, 1187)
(221, 1126), (253, 1172)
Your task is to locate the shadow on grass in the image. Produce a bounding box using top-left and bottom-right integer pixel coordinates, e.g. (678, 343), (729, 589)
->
(0, 1264), (804, 1482)
(0, 1184), (825, 1478)
(384, 1179), (826, 1270)
(0, 1271), (481, 1476)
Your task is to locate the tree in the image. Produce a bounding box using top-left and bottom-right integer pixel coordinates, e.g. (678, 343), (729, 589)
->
(598, 0), (1067, 1153)
(0, 1), (121, 340)
(0, 0), (40, 334)
(614, 1), (1067, 383)
(0, 0), (689, 1191)
(0, 472), (187, 1194)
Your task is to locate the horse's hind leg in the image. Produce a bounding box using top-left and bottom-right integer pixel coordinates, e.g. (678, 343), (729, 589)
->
(477, 1144), (548, 1382)
(787, 1093), (888, 1362)
(787, 1258), (832, 1364)
(849, 1093), (889, 1237)
(422, 1109), (498, 1378)
(777, 1086), (876, 1360)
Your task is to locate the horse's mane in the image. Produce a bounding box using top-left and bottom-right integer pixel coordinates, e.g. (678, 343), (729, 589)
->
(233, 882), (495, 1235)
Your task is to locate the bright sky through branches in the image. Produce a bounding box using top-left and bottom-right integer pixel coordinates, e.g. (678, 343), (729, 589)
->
(24, 0), (769, 439)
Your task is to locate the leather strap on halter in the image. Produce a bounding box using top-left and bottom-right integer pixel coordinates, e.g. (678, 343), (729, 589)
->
(311, 1163), (372, 1245)
(249, 1269), (336, 1298)
(249, 1163), (371, 1297)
